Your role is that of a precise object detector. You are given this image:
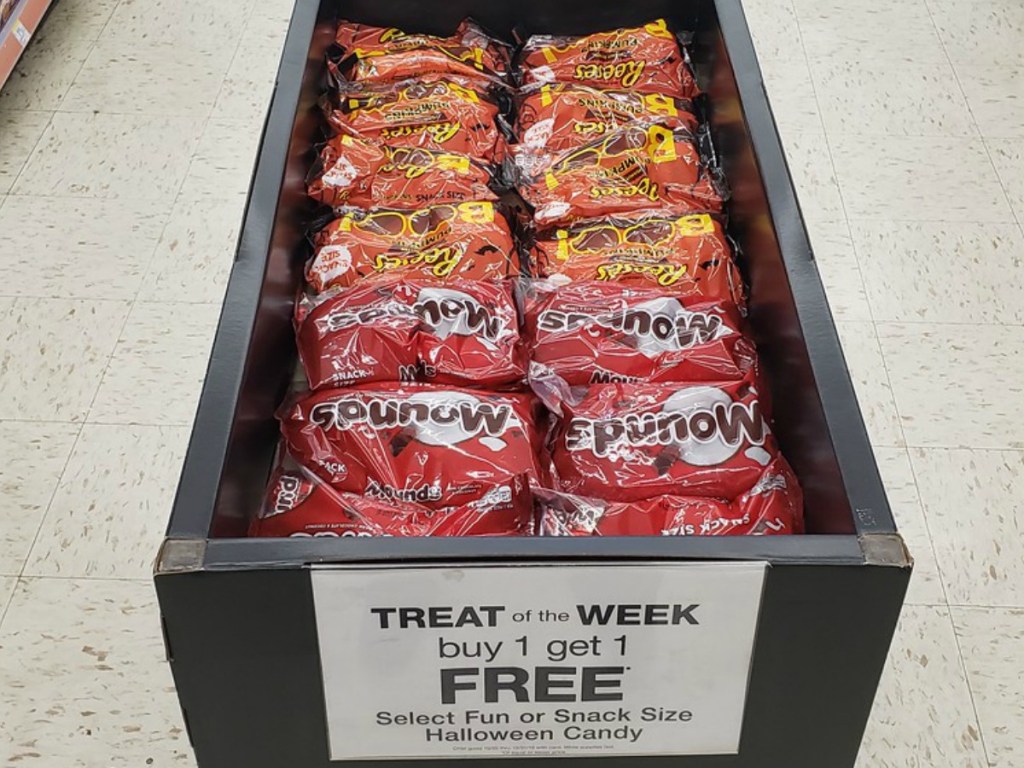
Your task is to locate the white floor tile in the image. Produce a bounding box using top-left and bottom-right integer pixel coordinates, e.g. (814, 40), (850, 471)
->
(24, 424), (191, 579)
(877, 323), (1024, 450)
(211, 17), (290, 125)
(835, 321), (905, 448)
(99, 0), (253, 55)
(955, 63), (1024, 139)
(759, 55), (825, 140)
(138, 196), (245, 304)
(0, 298), (131, 422)
(62, 41), (233, 116)
(742, 0), (805, 66)
(782, 132), (846, 227)
(953, 607), (1024, 767)
(929, 0), (1024, 70)
(248, 0), (297, 28)
(41, 0), (120, 38)
(793, 0), (946, 63)
(986, 139), (1024, 220)
(0, 422), (79, 575)
(807, 220), (873, 323)
(849, 219), (1024, 324)
(0, 578), (194, 767)
(830, 135), (1014, 222)
(12, 112), (204, 200)
(90, 301), (222, 426)
(0, 196), (168, 300)
(179, 118), (262, 198)
(0, 110), (51, 194)
(856, 605), (987, 768)
(810, 57), (977, 137)
(0, 575), (15, 616)
(0, 16), (97, 111)
(912, 448), (1024, 608)
(874, 448), (946, 606)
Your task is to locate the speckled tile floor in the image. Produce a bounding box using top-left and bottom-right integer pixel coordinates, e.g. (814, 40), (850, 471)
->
(0, 0), (1022, 765)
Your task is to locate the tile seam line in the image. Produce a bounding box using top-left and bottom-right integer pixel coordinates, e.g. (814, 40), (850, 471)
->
(786, 1), (923, 459)
(917, 4), (1004, 764)
(11, 293), (134, 588)
(131, 2), (261, 306)
(0, 422), (84, 630)
(921, 0), (1024, 237)
(19, 0), (244, 580)
(3, 0), (122, 192)
(82, 0), (260, 428)
(1, 191), (247, 201)
(0, 573), (158, 584)
(0, 295), (231, 306)
(788, 8), (966, 730)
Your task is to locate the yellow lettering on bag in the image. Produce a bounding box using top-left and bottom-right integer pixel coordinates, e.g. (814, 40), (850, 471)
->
(644, 93), (678, 117)
(647, 124), (677, 163)
(644, 18), (673, 39)
(378, 28), (405, 44)
(676, 214), (715, 236)
(555, 229), (570, 261)
(447, 81), (480, 103)
(457, 201), (495, 224)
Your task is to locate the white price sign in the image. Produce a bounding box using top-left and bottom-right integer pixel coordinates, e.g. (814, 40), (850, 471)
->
(312, 562), (766, 761)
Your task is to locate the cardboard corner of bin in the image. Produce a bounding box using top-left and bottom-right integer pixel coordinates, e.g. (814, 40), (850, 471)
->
(154, 537), (209, 576)
(857, 532), (913, 569)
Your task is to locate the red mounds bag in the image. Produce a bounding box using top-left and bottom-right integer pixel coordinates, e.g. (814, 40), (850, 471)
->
(518, 123), (724, 225)
(295, 279), (527, 390)
(538, 462), (803, 536)
(518, 19), (699, 99)
(331, 18), (511, 86)
(524, 280), (755, 388)
(530, 211), (743, 307)
(550, 376), (780, 502)
(514, 83), (698, 158)
(279, 384), (551, 508)
(307, 133), (497, 209)
(324, 79), (507, 163)
(251, 465), (534, 537)
(307, 201), (519, 292)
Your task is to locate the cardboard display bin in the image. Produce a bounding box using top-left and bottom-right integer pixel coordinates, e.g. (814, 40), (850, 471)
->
(155, 0), (911, 766)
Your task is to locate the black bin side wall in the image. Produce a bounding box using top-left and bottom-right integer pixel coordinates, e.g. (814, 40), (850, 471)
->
(157, 563), (907, 768)
(207, 0), (857, 538)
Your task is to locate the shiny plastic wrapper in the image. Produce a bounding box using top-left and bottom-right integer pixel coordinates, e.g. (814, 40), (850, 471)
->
(538, 461), (803, 536)
(514, 83), (697, 158)
(307, 133), (497, 208)
(518, 123), (724, 225)
(525, 280), (755, 389)
(324, 79), (507, 162)
(530, 211), (743, 307)
(518, 19), (699, 98)
(296, 279), (527, 390)
(251, 463), (534, 537)
(550, 376), (780, 502)
(279, 383), (551, 508)
(331, 18), (512, 86)
(307, 201), (519, 292)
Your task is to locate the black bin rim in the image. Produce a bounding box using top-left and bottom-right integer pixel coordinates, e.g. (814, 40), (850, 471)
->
(162, 0), (900, 572)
